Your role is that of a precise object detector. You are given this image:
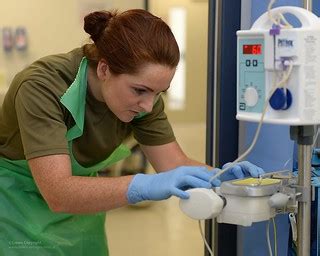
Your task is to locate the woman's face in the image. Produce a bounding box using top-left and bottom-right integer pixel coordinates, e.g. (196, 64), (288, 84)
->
(100, 63), (176, 122)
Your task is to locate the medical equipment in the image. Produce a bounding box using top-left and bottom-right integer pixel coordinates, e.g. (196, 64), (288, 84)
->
(237, 6), (320, 125)
(180, 172), (298, 226)
(235, 6), (320, 256)
(180, 5), (320, 256)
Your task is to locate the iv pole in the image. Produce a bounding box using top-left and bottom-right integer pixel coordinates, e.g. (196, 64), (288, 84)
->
(293, 3), (313, 256)
(303, 0), (312, 11)
(290, 126), (314, 256)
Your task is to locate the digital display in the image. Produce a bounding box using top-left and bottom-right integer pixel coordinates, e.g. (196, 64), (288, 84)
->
(243, 44), (262, 55)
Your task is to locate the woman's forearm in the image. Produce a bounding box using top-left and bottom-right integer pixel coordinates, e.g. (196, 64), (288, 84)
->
(48, 175), (134, 214)
(28, 154), (135, 214)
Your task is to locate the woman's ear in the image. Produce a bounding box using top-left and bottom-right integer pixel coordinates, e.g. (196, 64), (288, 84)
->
(96, 59), (110, 80)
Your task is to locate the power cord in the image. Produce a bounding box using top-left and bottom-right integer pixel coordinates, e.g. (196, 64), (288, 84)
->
(266, 218), (278, 256)
(198, 220), (214, 256)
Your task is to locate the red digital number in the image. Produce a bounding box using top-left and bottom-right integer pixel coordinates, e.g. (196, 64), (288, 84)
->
(243, 44), (261, 55)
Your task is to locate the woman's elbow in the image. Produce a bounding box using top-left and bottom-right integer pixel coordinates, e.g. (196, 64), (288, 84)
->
(44, 194), (68, 213)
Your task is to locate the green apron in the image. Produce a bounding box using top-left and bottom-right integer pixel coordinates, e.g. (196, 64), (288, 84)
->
(0, 58), (131, 256)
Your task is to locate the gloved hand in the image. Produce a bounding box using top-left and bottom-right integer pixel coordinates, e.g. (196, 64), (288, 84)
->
(127, 166), (221, 204)
(219, 161), (264, 181)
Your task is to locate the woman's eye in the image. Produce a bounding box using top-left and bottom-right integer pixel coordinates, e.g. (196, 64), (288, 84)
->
(133, 88), (146, 95)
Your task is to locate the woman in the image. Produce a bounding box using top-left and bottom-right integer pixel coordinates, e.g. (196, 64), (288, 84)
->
(0, 9), (263, 255)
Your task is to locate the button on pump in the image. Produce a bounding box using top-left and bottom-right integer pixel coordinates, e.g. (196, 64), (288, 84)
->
(269, 88), (292, 110)
(244, 87), (259, 107)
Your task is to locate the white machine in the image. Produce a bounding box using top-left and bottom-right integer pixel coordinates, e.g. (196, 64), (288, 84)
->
(180, 175), (297, 227)
(237, 6), (320, 125)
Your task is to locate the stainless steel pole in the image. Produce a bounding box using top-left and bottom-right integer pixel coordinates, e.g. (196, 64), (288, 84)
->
(206, 0), (222, 255)
(290, 125), (315, 256)
(212, 0), (222, 254)
(297, 144), (312, 256)
(297, 4), (313, 256)
(303, 0), (313, 11)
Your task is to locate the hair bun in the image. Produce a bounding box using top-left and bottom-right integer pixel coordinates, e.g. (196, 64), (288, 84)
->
(84, 11), (116, 42)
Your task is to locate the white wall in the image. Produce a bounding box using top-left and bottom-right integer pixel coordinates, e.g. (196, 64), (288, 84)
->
(150, 0), (208, 123)
(0, 0), (208, 123)
(0, 0), (144, 88)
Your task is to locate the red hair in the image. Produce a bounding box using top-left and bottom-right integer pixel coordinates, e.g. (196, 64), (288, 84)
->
(83, 9), (180, 74)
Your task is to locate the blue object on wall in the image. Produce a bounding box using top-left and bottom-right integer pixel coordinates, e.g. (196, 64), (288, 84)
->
(313, 1), (320, 16)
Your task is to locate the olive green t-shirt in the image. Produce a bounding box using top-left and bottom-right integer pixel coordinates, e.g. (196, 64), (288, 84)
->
(0, 47), (175, 166)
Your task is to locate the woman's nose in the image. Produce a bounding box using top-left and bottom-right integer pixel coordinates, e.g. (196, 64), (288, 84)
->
(138, 97), (154, 113)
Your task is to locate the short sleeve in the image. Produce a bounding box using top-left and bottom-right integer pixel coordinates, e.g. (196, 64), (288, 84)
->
(15, 80), (69, 159)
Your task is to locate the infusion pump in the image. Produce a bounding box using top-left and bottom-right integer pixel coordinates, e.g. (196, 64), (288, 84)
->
(236, 6), (320, 125)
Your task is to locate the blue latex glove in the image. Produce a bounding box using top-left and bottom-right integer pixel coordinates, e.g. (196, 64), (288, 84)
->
(219, 161), (264, 181)
(127, 166), (221, 204)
